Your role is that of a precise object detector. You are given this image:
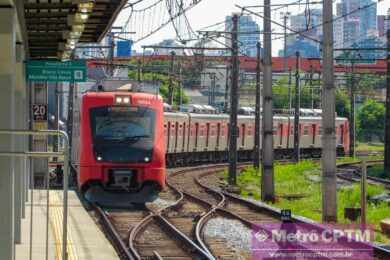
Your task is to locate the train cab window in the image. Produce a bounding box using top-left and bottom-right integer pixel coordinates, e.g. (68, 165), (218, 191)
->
(303, 126), (309, 136)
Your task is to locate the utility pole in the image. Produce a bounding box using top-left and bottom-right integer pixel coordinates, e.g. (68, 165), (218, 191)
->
(254, 42), (262, 169)
(67, 83), (75, 154)
(385, 29), (390, 176)
(310, 65), (314, 109)
(137, 59), (142, 84)
(225, 66), (230, 112)
(261, 0), (275, 202)
(349, 61), (356, 158)
(286, 68), (292, 150)
(228, 14), (239, 186)
(281, 12), (290, 72)
(168, 51), (175, 105)
(211, 73), (216, 106)
(294, 51), (301, 162)
(179, 61), (183, 107)
(322, 0), (337, 222)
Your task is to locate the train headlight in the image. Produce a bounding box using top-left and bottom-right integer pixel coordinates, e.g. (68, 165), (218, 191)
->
(144, 157), (150, 162)
(97, 156), (102, 161)
(115, 97), (123, 104)
(115, 96), (131, 104)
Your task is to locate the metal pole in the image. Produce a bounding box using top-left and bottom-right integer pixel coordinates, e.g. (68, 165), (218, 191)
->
(385, 30), (390, 177)
(286, 69), (292, 150)
(228, 14), (239, 186)
(310, 65), (314, 109)
(283, 13), (289, 72)
(179, 61), (183, 107)
(322, 0), (337, 222)
(137, 59), (142, 84)
(360, 160), (367, 226)
(225, 66), (230, 112)
(168, 51), (175, 105)
(261, 0), (275, 202)
(67, 83), (74, 151)
(254, 42), (262, 169)
(294, 51), (301, 162)
(211, 73), (216, 106)
(349, 62), (356, 158)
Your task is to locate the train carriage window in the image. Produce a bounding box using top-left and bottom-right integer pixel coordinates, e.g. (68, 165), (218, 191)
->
(241, 124), (246, 146)
(174, 122), (179, 150)
(312, 124), (316, 145)
(167, 122), (171, 150)
(279, 123), (283, 145)
(206, 123), (210, 147)
(182, 122), (186, 150)
(303, 126), (309, 136)
(339, 125), (344, 145)
(195, 123), (199, 149)
(216, 123), (221, 147)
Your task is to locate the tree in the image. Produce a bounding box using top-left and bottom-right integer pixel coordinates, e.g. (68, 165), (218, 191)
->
(335, 89), (350, 118)
(357, 99), (385, 142)
(128, 60), (189, 105)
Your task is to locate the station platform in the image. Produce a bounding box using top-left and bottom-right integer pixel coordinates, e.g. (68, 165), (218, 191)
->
(15, 189), (118, 260)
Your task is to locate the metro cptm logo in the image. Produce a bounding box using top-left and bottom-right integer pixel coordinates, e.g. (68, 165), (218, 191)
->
(254, 229), (269, 242)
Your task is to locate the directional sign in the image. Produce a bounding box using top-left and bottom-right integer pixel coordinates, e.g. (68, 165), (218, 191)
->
(26, 60), (87, 82)
(281, 209), (292, 222)
(32, 104), (48, 121)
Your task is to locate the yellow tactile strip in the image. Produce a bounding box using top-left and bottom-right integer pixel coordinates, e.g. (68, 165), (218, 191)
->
(49, 191), (78, 260)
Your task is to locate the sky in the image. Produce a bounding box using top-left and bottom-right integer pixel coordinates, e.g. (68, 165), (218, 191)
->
(114, 0), (390, 56)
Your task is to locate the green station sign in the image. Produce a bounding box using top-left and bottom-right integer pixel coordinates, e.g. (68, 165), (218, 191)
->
(26, 60), (87, 82)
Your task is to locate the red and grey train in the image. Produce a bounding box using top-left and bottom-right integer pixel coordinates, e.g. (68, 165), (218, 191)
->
(71, 89), (349, 204)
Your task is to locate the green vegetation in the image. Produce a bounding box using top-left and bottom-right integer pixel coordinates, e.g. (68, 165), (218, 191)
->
(356, 142), (384, 152)
(367, 165), (389, 180)
(221, 161), (390, 242)
(128, 60), (189, 105)
(357, 99), (385, 142)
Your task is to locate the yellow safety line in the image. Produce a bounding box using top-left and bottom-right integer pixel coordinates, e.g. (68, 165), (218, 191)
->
(49, 191), (79, 260)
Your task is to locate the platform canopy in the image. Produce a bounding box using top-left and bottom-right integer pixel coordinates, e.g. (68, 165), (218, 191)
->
(22, 0), (127, 59)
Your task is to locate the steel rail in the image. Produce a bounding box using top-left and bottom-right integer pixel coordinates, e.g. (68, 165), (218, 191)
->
(92, 204), (135, 260)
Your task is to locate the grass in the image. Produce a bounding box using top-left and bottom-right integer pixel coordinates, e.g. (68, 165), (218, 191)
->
(221, 161), (390, 243)
(368, 165), (390, 180)
(356, 142), (384, 152)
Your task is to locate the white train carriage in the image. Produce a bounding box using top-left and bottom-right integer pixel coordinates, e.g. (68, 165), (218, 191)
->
(163, 110), (349, 166)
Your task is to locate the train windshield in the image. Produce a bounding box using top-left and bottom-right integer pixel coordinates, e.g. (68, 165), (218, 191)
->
(90, 106), (155, 163)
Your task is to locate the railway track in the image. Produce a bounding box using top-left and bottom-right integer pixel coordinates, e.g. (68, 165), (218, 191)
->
(91, 161), (390, 260)
(337, 159), (390, 188)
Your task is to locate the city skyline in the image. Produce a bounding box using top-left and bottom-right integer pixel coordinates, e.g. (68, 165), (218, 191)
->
(115, 0), (390, 56)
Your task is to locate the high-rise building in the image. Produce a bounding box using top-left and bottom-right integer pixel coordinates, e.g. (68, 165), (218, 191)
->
(284, 9), (322, 58)
(378, 15), (386, 37)
(225, 14), (260, 57)
(340, 0), (377, 41)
